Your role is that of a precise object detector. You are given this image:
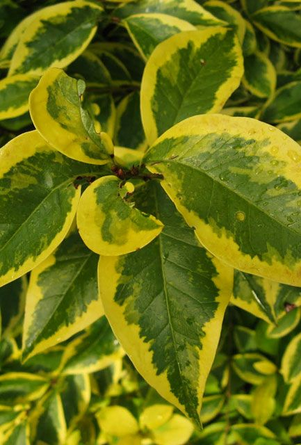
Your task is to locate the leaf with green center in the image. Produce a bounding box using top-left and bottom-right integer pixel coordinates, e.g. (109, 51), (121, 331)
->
(141, 27), (243, 144)
(60, 374), (90, 430)
(98, 182), (233, 426)
(242, 51), (276, 98)
(281, 332), (301, 383)
(8, 0), (103, 76)
(0, 74), (39, 120)
(124, 13), (195, 61)
(243, 20), (257, 57)
(0, 130), (100, 288)
(200, 395), (225, 423)
(0, 277), (26, 337)
(1, 422), (30, 445)
(22, 231), (103, 361)
(266, 308), (301, 338)
(30, 68), (114, 164)
(77, 176), (163, 256)
(0, 372), (49, 405)
(262, 81), (301, 123)
(145, 114), (301, 286)
(203, 1), (246, 43)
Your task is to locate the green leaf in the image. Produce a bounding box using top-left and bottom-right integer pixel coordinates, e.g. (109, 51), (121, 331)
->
(0, 277), (26, 337)
(200, 395), (225, 423)
(124, 13), (195, 61)
(140, 404), (173, 431)
(31, 392), (66, 445)
(90, 94), (115, 139)
(67, 50), (111, 87)
(251, 375), (277, 425)
(98, 182), (233, 426)
(242, 51), (276, 98)
(281, 332), (301, 383)
(61, 374), (90, 429)
(232, 395), (253, 420)
(77, 176), (163, 256)
(232, 353), (277, 385)
(0, 131), (99, 288)
(262, 81), (301, 123)
(114, 0), (225, 26)
(97, 406), (139, 437)
(234, 326), (257, 352)
(145, 114), (301, 286)
(243, 20), (257, 57)
(62, 317), (123, 375)
(141, 27), (243, 144)
(114, 91), (147, 151)
(283, 375), (301, 415)
(266, 307), (301, 338)
(231, 424), (277, 445)
(0, 74), (39, 120)
(8, 0), (103, 76)
(22, 231), (103, 361)
(277, 119), (301, 144)
(0, 372), (49, 405)
(90, 50), (132, 86)
(2, 422), (29, 445)
(29, 68), (114, 165)
(253, 6), (301, 48)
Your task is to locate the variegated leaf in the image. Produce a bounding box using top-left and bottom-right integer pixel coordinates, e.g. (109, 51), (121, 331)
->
(243, 20), (257, 56)
(61, 374), (90, 429)
(232, 354), (277, 385)
(124, 13), (195, 60)
(22, 231), (103, 361)
(242, 51), (276, 98)
(0, 131), (99, 288)
(141, 28), (243, 144)
(90, 94), (116, 139)
(29, 68), (114, 164)
(262, 81), (301, 123)
(67, 50), (111, 87)
(0, 74), (39, 120)
(145, 114), (301, 286)
(8, 1), (103, 76)
(283, 375), (301, 415)
(266, 307), (301, 338)
(77, 176), (163, 256)
(98, 183), (233, 426)
(281, 332), (301, 383)
(0, 372), (49, 404)
(0, 277), (26, 337)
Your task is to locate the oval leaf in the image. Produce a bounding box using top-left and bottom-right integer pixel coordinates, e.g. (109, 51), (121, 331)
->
(0, 74), (39, 120)
(242, 51), (276, 98)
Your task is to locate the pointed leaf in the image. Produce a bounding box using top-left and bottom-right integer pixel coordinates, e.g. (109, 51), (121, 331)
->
(281, 332), (301, 383)
(77, 176), (163, 256)
(141, 28), (243, 144)
(0, 372), (48, 405)
(203, 1), (246, 43)
(262, 81), (301, 123)
(30, 68), (113, 164)
(22, 231), (103, 360)
(98, 183), (233, 425)
(0, 74), (39, 120)
(145, 114), (301, 286)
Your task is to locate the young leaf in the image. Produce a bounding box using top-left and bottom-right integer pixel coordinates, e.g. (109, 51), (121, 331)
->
(145, 114), (301, 286)
(242, 51), (276, 98)
(141, 28), (243, 144)
(98, 183), (233, 426)
(124, 13), (195, 60)
(281, 332), (301, 383)
(8, 0), (103, 76)
(29, 68), (113, 164)
(0, 74), (39, 120)
(0, 131), (98, 288)
(22, 231), (103, 360)
(77, 176), (163, 256)
(140, 404), (174, 431)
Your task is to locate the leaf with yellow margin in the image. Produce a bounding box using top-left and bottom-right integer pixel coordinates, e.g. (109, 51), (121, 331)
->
(30, 68), (113, 164)
(0, 74), (39, 120)
(77, 176), (163, 256)
(22, 231), (103, 361)
(145, 114), (301, 287)
(281, 332), (301, 383)
(98, 182), (233, 426)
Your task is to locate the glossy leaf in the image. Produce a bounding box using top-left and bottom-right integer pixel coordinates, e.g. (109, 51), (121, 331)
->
(262, 81), (301, 123)
(62, 317), (123, 375)
(30, 68), (113, 164)
(8, 1), (103, 76)
(0, 74), (39, 120)
(77, 176), (163, 256)
(253, 6), (301, 48)
(114, 91), (147, 151)
(99, 183), (233, 425)
(67, 50), (111, 87)
(124, 13), (195, 60)
(141, 28), (243, 144)
(243, 51), (276, 98)
(22, 231), (103, 360)
(281, 332), (301, 383)
(0, 131), (95, 287)
(145, 114), (301, 286)
(277, 119), (301, 144)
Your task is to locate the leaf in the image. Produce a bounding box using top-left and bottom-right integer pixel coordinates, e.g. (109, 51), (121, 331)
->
(242, 51), (276, 98)
(234, 326), (257, 352)
(62, 317), (123, 375)
(281, 332), (301, 382)
(145, 114), (301, 286)
(231, 424), (277, 445)
(289, 413), (301, 437)
(0, 405), (26, 436)
(96, 406), (139, 437)
(61, 374), (90, 429)
(203, 1), (246, 43)
(113, 147), (144, 169)
(124, 13), (195, 61)
(2, 422), (30, 445)
(22, 231), (103, 360)
(0, 74), (39, 120)
(141, 28), (243, 144)
(232, 395), (253, 420)
(283, 375), (301, 415)
(140, 404), (174, 431)
(0, 130), (98, 288)
(0, 372), (49, 405)
(88, 93), (116, 139)
(266, 307), (301, 338)
(8, 0), (103, 76)
(98, 183), (233, 426)
(114, 91), (147, 150)
(221, 106), (260, 118)
(253, 6), (301, 48)
(277, 119), (301, 144)
(243, 20), (257, 57)
(251, 375), (277, 425)
(114, 0), (225, 26)
(0, 277), (26, 337)
(92, 50), (133, 86)
(77, 176), (163, 256)
(232, 353), (277, 385)
(31, 392), (67, 445)
(262, 81), (301, 123)
(67, 50), (111, 87)
(151, 414), (194, 445)
(200, 395), (225, 423)
(29, 68), (113, 165)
